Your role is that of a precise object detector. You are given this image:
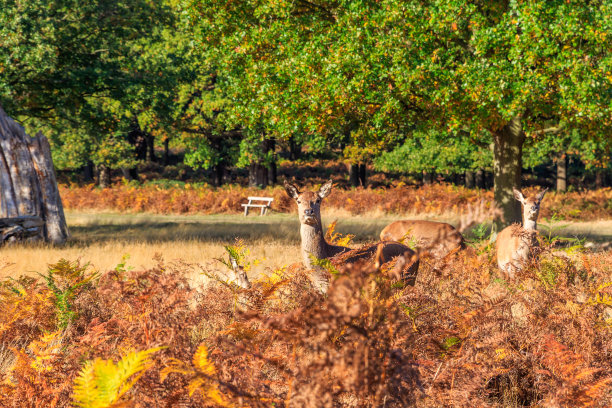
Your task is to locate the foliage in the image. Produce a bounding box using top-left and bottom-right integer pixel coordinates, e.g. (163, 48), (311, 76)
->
(38, 259), (99, 328)
(375, 129), (493, 174)
(160, 344), (232, 406)
(325, 220), (355, 247)
(215, 238), (260, 274)
(73, 347), (162, 408)
(0, 242), (611, 406)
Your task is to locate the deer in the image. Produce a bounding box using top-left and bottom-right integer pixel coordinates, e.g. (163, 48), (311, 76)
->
(496, 187), (548, 278)
(284, 180), (418, 293)
(380, 220), (465, 258)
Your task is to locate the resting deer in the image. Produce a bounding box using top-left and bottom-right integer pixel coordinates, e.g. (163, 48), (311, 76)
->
(496, 187), (548, 278)
(284, 180), (418, 292)
(380, 220), (465, 258)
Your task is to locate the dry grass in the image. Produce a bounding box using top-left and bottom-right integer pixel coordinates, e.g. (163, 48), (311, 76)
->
(0, 240), (301, 281)
(2, 211), (611, 279)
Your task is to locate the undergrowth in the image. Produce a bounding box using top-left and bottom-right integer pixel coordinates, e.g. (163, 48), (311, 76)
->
(0, 242), (610, 407)
(59, 183), (612, 220)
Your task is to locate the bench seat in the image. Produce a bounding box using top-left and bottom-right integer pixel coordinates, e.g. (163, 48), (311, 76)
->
(242, 197), (274, 216)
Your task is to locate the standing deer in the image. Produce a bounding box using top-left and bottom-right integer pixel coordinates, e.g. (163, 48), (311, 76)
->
(284, 180), (418, 292)
(496, 187), (548, 278)
(380, 220), (465, 258)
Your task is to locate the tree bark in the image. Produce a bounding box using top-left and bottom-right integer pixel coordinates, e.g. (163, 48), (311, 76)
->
(266, 137), (277, 185)
(465, 171), (475, 188)
(358, 163), (366, 187)
(248, 162), (268, 188)
(0, 106), (69, 243)
(163, 138), (170, 165)
(268, 161), (277, 185)
(289, 136), (301, 161)
(349, 163), (360, 187)
(0, 216), (44, 244)
(422, 171), (433, 185)
(492, 115), (525, 228)
(213, 163), (224, 186)
(98, 165), (111, 188)
(128, 120), (147, 161)
(595, 169), (605, 189)
(82, 161), (95, 182)
(556, 153), (567, 192)
(475, 169), (485, 189)
(146, 133), (156, 162)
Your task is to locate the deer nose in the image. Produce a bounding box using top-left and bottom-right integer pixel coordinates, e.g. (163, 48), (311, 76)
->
(304, 209), (314, 216)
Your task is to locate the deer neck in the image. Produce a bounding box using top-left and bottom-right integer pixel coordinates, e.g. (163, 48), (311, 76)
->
(300, 221), (331, 267)
(522, 213), (538, 231)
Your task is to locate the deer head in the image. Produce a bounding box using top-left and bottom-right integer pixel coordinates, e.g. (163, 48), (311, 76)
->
(284, 180), (333, 226)
(513, 187), (548, 229)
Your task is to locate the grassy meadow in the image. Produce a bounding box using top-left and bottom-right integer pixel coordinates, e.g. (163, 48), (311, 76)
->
(2, 210), (611, 279)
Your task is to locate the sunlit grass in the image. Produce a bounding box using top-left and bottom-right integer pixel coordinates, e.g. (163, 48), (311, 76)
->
(1, 211), (609, 279)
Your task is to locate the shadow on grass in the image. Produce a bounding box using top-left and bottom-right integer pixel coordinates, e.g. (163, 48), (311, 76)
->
(62, 212), (612, 248)
(65, 214), (389, 246)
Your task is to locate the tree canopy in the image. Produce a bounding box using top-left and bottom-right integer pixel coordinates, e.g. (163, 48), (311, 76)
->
(186, 0), (612, 223)
(0, 0), (610, 223)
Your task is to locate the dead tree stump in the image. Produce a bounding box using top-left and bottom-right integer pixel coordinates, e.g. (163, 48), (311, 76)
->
(0, 216), (45, 244)
(0, 105), (69, 244)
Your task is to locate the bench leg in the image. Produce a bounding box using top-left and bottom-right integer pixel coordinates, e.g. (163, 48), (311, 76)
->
(260, 206), (265, 216)
(244, 206), (249, 216)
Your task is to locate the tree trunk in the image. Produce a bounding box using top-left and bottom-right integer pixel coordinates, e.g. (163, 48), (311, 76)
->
(213, 163), (224, 186)
(120, 167), (133, 181)
(556, 153), (567, 192)
(163, 138), (170, 165)
(358, 163), (366, 187)
(249, 162), (268, 188)
(82, 160), (95, 182)
(349, 163), (360, 187)
(492, 116), (525, 229)
(0, 106), (69, 244)
(98, 165), (111, 188)
(128, 120), (147, 161)
(595, 169), (605, 189)
(266, 137), (277, 185)
(475, 169), (485, 189)
(268, 161), (277, 185)
(465, 171), (475, 188)
(423, 171), (433, 185)
(146, 133), (156, 162)
(289, 136), (301, 161)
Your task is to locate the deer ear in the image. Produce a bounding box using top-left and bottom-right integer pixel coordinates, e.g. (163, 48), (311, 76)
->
(513, 187), (525, 203)
(318, 179), (333, 199)
(284, 181), (300, 200)
(536, 187), (549, 202)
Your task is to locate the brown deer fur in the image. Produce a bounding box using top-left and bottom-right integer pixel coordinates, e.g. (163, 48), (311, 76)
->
(380, 220), (465, 258)
(496, 187), (548, 278)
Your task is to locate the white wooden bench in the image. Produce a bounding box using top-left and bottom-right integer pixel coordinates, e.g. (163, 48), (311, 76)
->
(242, 196), (274, 216)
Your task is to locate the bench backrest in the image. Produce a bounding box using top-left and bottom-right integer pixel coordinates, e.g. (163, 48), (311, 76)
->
(246, 196), (274, 203)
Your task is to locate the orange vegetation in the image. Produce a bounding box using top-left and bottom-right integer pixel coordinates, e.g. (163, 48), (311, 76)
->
(59, 183), (612, 220)
(1, 241), (611, 407)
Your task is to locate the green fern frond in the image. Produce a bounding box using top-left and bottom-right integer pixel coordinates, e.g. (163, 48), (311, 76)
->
(72, 347), (163, 408)
(309, 255), (339, 275)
